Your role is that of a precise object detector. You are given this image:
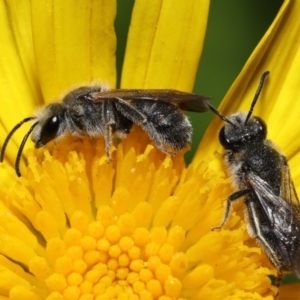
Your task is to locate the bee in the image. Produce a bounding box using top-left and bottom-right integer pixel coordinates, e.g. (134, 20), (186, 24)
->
(207, 71), (300, 286)
(0, 86), (210, 177)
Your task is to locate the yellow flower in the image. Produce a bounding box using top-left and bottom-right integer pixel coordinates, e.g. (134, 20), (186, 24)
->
(0, 1), (296, 300)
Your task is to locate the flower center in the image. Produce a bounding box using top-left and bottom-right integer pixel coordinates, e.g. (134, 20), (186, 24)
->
(31, 210), (186, 299)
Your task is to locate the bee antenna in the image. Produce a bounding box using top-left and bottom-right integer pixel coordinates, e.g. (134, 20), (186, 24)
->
(245, 71), (270, 124)
(0, 117), (37, 162)
(15, 122), (39, 177)
(206, 102), (238, 129)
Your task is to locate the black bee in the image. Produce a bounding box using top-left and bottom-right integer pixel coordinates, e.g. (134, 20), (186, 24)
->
(207, 71), (300, 286)
(0, 86), (209, 176)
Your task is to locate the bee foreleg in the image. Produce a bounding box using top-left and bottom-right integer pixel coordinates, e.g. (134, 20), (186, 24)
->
(212, 189), (250, 230)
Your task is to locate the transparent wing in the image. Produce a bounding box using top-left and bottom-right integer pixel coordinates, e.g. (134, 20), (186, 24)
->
(91, 89), (210, 113)
(247, 171), (300, 277)
(280, 155), (300, 208)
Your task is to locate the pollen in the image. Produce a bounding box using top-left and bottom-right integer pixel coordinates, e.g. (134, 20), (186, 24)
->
(0, 134), (277, 299)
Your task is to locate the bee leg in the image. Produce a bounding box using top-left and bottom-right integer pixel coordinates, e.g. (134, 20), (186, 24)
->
(246, 202), (284, 297)
(212, 189), (250, 230)
(252, 234), (283, 298)
(273, 270), (282, 299)
(103, 124), (113, 161)
(103, 100), (117, 161)
(114, 98), (170, 154)
(142, 123), (175, 155)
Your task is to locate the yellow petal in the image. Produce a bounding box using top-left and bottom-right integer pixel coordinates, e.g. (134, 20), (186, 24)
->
(31, 0), (117, 102)
(0, 2), (40, 166)
(121, 0), (210, 91)
(4, 1), (42, 103)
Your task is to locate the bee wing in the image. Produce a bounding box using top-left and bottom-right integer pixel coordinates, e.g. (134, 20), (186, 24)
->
(247, 172), (300, 277)
(91, 89), (210, 113)
(280, 155), (300, 208)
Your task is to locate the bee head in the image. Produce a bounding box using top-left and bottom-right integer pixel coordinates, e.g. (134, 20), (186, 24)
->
(0, 103), (66, 177)
(206, 71), (269, 151)
(32, 103), (66, 148)
(219, 112), (267, 150)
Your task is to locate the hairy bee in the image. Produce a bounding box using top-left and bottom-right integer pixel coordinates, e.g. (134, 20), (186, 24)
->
(207, 72), (300, 286)
(1, 86), (209, 176)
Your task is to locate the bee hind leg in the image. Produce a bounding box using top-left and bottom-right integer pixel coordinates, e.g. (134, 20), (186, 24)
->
(273, 270), (282, 299)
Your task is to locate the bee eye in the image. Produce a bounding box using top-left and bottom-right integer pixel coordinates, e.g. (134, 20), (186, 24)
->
(253, 117), (267, 140)
(40, 115), (60, 145)
(219, 126), (230, 149)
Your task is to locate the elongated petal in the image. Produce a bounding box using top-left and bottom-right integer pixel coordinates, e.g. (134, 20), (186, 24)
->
(4, 1), (42, 103)
(0, 2), (41, 166)
(31, 0), (117, 102)
(121, 0), (210, 91)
